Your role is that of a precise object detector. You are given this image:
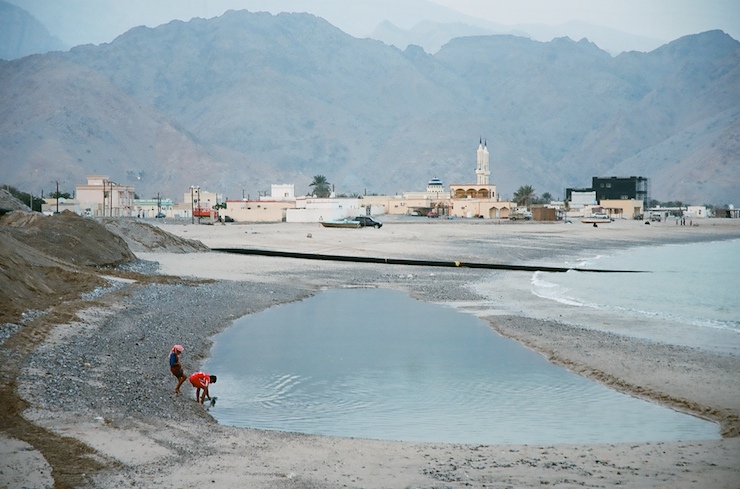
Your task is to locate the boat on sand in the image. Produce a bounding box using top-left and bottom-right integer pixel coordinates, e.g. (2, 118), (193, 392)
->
(320, 219), (362, 228)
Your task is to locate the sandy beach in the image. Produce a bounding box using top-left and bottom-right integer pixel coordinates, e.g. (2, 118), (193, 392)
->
(2, 216), (739, 488)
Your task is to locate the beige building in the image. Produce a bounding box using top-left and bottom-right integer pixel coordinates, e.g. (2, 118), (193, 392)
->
(225, 198), (295, 222)
(224, 184), (296, 222)
(183, 188), (222, 210)
(448, 140), (515, 219)
(362, 182), (449, 216)
(600, 199), (644, 219)
(41, 198), (81, 216)
(76, 175), (135, 217)
(365, 141), (517, 219)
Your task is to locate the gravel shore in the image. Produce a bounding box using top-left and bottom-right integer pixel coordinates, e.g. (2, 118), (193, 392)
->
(3, 217), (740, 488)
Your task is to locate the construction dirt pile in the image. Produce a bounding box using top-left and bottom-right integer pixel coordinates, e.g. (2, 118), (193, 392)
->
(0, 189), (31, 213)
(0, 210), (207, 324)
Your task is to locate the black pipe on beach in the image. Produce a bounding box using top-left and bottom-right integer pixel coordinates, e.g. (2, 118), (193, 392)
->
(211, 248), (645, 273)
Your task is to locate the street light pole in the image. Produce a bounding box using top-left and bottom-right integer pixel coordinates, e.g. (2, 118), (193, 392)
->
(55, 180), (59, 214)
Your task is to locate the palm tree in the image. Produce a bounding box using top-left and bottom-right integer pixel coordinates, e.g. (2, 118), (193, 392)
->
(513, 185), (536, 208)
(309, 175), (331, 198)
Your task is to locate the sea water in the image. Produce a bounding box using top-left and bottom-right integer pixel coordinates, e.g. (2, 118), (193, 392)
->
(531, 239), (740, 349)
(204, 287), (718, 445)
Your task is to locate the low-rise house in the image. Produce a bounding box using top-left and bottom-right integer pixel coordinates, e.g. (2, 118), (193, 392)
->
(599, 199), (644, 219)
(224, 184), (296, 222)
(76, 175), (135, 217)
(41, 198), (81, 215)
(225, 198), (295, 222)
(134, 198), (174, 218)
(286, 197), (361, 223)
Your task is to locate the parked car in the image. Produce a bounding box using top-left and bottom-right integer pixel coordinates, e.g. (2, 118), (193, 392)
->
(221, 215), (234, 223)
(650, 213), (662, 222)
(155, 212), (166, 218)
(427, 211), (439, 218)
(509, 211), (532, 221)
(351, 215), (382, 228)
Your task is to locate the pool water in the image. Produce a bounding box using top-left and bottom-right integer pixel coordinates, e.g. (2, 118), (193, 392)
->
(204, 288), (718, 444)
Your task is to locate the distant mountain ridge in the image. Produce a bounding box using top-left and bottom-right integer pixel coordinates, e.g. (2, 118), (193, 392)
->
(371, 19), (664, 55)
(0, 10), (738, 205)
(0, 1), (67, 60)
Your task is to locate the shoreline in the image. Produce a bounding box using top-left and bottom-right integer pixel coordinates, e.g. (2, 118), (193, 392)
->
(3, 218), (740, 488)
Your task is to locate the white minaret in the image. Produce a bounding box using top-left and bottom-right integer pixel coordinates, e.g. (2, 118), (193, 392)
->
(475, 138), (490, 185)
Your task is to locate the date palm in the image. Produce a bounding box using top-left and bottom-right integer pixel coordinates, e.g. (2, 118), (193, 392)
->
(513, 185), (536, 208)
(309, 175), (331, 198)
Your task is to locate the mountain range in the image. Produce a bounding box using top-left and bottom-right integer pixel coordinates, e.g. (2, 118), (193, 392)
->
(1, 9), (738, 205)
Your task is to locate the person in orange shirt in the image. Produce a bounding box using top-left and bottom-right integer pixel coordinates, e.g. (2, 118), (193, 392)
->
(189, 371), (217, 403)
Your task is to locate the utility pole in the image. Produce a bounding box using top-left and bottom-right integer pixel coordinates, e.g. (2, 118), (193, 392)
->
(190, 185), (200, 224)
(190, 186), (195, 224)
(55, 181), (59, 214)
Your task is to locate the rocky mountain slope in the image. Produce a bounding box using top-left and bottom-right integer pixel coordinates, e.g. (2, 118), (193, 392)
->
(0, 10), (737, 204)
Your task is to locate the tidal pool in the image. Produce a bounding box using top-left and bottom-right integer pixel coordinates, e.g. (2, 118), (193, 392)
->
(204, 288), (718, 444)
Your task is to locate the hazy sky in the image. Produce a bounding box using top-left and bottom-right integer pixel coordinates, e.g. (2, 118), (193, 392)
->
(429, 0), (740, 41)
(9, 0), (740, 50)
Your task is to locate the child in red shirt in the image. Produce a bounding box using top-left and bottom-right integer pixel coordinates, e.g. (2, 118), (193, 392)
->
(189, 371), (217, 403)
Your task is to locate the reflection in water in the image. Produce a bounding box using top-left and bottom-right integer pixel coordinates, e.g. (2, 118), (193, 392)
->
(205, 288), (718, 444)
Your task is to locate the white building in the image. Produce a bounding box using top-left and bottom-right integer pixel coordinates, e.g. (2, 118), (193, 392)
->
(568, 191), (598, 209)
(262, 184), (295, 201)
(286, 197), (362, 223)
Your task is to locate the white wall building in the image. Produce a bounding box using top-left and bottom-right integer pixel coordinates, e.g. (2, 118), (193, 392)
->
(569, 191), (598, 209)
(286, 197), (362, 223)
(262, 184), (295, 201)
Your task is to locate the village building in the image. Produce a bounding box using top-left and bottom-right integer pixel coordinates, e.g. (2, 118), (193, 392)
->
(362, 179), (450, 217)
(565, 189), (598, 209)
(76, 175), (135, 217)
(225, 184), (296, 222)
(448, 140), (515, 219)
(41, 198), (81, 216)
(133, 197), (175, 218)
(286, 196), (362, 223)
(599, 199), (645, 220)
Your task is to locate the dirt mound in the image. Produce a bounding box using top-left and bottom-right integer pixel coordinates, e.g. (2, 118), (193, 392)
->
(0, 211), (209, 324)
(2, 210), (136, 267)
(0, 189), (31, 213)
(100, 218), (209, 253)
(0, 230), (106, 324)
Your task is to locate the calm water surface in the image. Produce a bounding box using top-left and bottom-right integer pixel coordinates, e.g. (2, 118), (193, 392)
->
(532, 239), (740, 334)
(204, 288), (718, 444)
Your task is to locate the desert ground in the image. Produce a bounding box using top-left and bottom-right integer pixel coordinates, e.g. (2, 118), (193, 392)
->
(1, 212), (739, 488)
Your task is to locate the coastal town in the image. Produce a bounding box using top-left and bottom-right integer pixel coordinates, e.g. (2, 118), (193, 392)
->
(37, 141), (719, 224)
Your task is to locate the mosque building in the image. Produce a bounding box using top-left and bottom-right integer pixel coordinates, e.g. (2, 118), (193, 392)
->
(449, 139), (514, 219)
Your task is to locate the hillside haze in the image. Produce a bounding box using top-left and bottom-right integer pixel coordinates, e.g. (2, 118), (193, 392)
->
(0, 0), (67, 60)
(1, 10), (738, 204)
